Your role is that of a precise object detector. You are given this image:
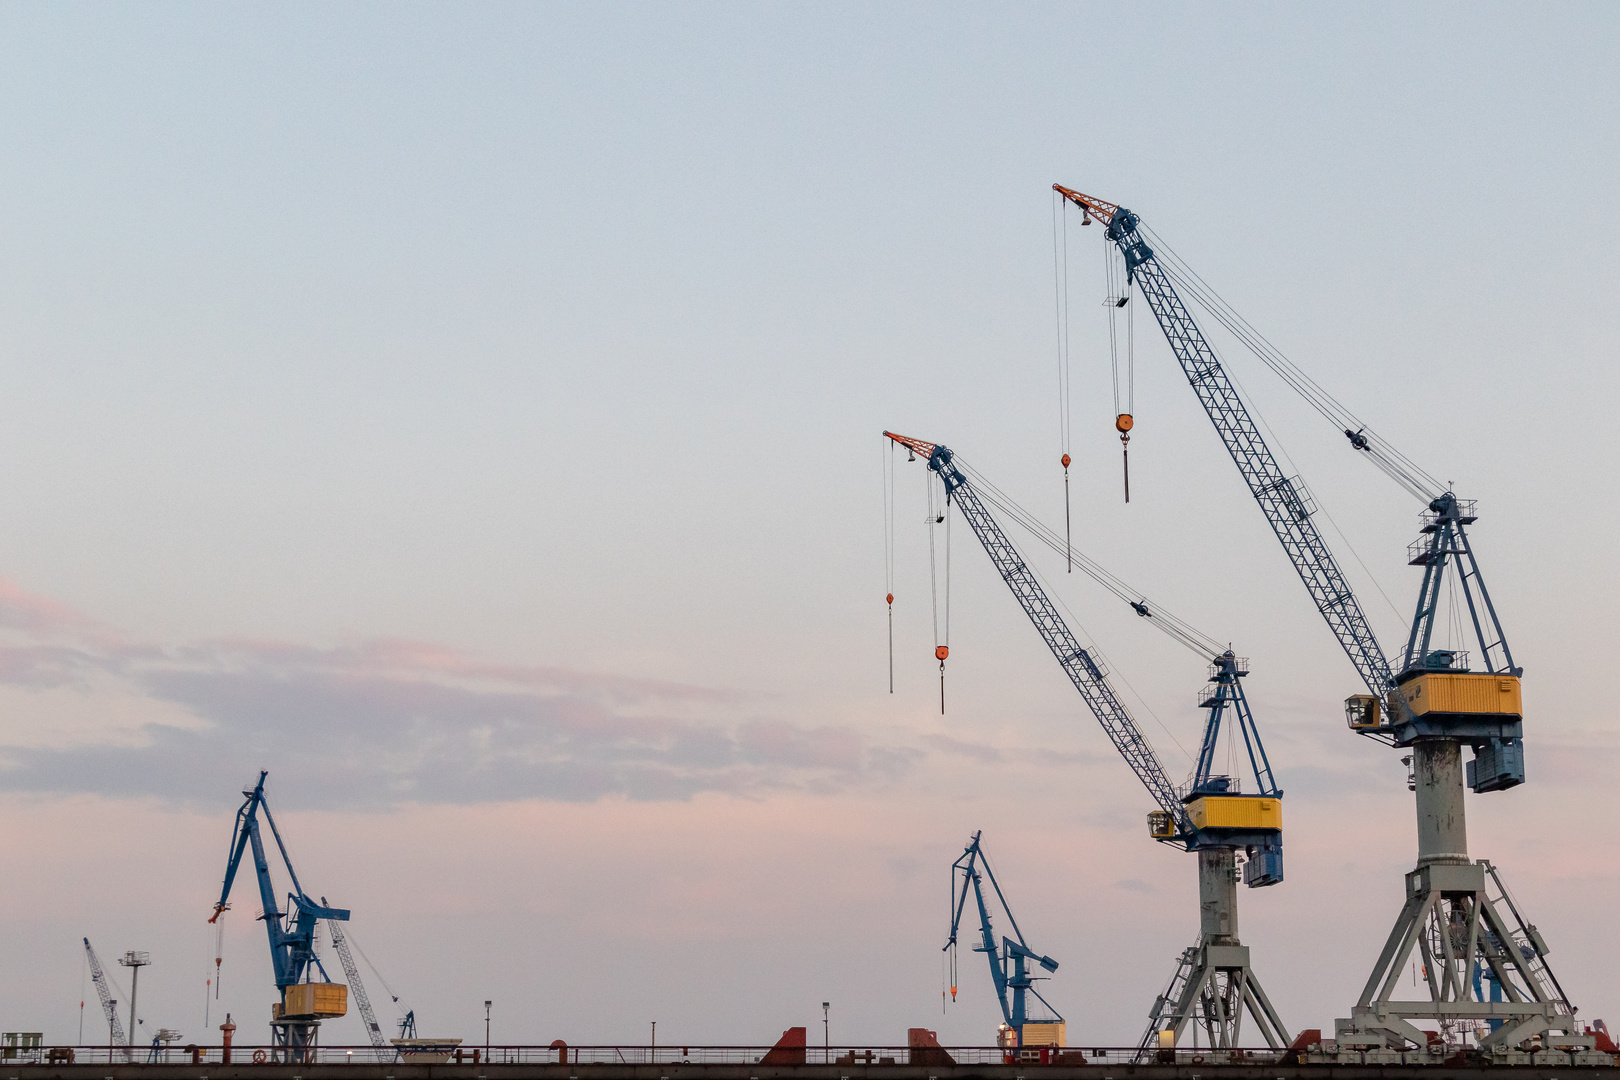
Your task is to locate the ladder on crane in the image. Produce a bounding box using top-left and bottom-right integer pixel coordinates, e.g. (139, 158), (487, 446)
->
(1141, 948), (1198, 1053)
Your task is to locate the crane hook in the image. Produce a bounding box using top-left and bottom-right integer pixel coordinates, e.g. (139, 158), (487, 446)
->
(1116, 414), (1133, 503)
(1061, 453), (1072, 573)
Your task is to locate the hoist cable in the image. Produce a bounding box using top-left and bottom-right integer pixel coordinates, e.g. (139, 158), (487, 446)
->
(1052, 192), (1073, 458)
(927, 471), (949, 713)
(1203, 327), (1411, 634)
(933, 476), (946, 647)
(1105, 244), (1134, 500)
(953, 458), (1227, 661)
(883, 437), (896, 693)
(1053, 193), (1075, 569)
(1126, 276), (1135, 414)
(1106, 244), (1122, 416)
(1012, 526), (1195, 766)
(1140, 224), (1443, 502)
(347, 930), (407, 1019)
(1150, 236), (1433, 503)
(944, 498), (951, 648)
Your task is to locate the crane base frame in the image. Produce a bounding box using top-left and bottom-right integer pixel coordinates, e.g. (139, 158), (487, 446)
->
(1345, 860), (1574, 1050)
(269, 1020), (321, 1065)
(1138, 942), (1288, 1058)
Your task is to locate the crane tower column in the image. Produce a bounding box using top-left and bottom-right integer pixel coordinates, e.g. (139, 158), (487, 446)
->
(1415, 740), (1468, 867)
(1198, 849), (1239, 945)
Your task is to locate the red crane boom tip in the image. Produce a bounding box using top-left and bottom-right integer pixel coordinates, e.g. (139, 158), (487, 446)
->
(883, 431), (937, 458)
(1052, 184), (1120, 224)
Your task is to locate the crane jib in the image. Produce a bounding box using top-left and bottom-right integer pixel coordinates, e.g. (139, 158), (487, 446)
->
(922, 449), (1190, 834)
(1108, 214), (1397, 707)
(1083, 193), (1524, 785)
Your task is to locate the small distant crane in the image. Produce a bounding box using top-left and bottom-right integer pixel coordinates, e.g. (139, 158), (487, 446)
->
(209, 771), (350, 1063)
(322, 908), (393, 1061)
(945, 832), (1061, 1051)
(147, 1030), (183, 1064)
(82, 939), (129, 1062)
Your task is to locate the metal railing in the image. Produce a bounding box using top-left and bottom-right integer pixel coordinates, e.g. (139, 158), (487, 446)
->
(0, 1044), (1308, 1067)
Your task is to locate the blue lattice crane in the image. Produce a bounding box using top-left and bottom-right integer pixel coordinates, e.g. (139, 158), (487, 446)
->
(209, 771), (350, 1062)
(887, 432), (1287, 1053)
(945, 832), (1062, 1051)
(1051, 184), (1573, 1050)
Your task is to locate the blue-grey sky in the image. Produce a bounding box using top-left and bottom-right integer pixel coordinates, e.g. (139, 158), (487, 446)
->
(0, 2), (1616, 1051)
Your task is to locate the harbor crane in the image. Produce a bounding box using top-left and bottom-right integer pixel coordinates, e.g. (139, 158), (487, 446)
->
(324, 905), (393, 1060)
(888, 431), (1287, 1053)
(209, 771), (351, 1062)
(945, 832), (1063, 1051)
(82, 939), (129, 1062)
(1053, 184), (1573, 1050)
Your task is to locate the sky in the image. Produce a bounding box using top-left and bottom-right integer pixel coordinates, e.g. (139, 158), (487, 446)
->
(0, 1), (1617, 1052)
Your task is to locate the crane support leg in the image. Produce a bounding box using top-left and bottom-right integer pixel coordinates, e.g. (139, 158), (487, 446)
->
(1137, 849), (1288, 1059)
(1341, 740), (1574, 1049)
(270, 1021), (319, 1065)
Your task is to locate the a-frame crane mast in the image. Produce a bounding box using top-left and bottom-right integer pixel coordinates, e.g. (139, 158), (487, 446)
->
(887, 431), (1287, 1053)
(210, 771), (352, 1063)
(1051, 184), (1571, 1050)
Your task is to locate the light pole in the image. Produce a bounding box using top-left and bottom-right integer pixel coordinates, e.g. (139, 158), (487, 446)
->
(119, 952), (151, 1057)
(822, 1002), (830, 1064)
(484, 1001), (491, 1060)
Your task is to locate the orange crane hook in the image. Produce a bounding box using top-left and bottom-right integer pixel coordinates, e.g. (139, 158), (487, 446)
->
(1116, 414), (1134, 502)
